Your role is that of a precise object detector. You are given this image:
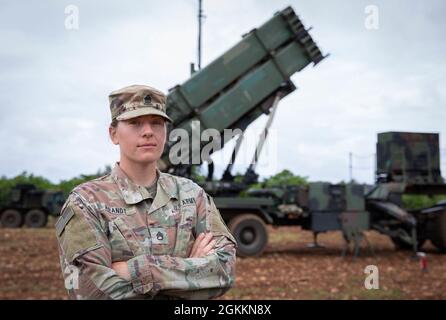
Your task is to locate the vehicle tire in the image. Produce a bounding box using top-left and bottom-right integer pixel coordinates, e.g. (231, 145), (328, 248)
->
(228, 214), (268, 257)
(429, 210), (446, 253)
(1, 209), (24, 228)
(24, 209), (48, 228)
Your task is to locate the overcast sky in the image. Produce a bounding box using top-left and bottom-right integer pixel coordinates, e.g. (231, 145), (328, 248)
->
(1, 0), (445, 184)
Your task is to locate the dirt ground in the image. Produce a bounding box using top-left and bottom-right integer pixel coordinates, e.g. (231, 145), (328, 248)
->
(0, 219), (445, 300)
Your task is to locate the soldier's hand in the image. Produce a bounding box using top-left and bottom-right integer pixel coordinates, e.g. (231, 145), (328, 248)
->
(111, 261), (131, 281)
(189, 232), (216, 258)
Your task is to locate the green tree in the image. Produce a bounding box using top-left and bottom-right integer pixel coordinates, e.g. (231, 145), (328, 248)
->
(190, 165), (206, 184)
(403, 194), (446, 210)
(0, 165), (114, 204)
(57, 165), (112, 197)
(249, 169), (308, 190)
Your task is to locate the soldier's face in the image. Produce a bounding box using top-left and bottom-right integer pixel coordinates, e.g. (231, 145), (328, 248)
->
(109, 115), (167, 164)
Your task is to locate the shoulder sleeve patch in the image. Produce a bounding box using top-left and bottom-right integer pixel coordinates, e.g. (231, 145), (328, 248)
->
(57, 204), (100, 263)
(56, 206), (75, 238)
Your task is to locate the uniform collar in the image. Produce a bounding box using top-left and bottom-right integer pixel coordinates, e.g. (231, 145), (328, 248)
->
(111, 162), (177, 205)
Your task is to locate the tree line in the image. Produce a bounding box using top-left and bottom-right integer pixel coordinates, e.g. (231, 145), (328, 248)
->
(0, 166), (444, 210)
(0, 165), (112, 205)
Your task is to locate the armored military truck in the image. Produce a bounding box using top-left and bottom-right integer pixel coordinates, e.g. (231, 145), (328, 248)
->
(157, 7), (446, 256)
(0, 184), (65, 228)
(207, 132), (446, 257)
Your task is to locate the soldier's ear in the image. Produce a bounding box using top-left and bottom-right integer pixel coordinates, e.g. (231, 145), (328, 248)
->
(109, 125), (119, 145)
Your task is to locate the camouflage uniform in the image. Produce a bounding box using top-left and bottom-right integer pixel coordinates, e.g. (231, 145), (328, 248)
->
(56, 85), (237, 299)
(56, 163), (237, 300)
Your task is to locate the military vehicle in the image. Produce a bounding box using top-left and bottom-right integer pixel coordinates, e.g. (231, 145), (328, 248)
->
(159, 6), (326, 256)
(0, 184), (65, 228)
(247, 132), (446, 256)
(368, 132), (446, 252)
(159, 7), (446, 256)
(159, 6), (325, 175)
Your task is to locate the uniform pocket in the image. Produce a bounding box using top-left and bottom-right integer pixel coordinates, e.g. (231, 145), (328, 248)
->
(111, 216), (145, 257)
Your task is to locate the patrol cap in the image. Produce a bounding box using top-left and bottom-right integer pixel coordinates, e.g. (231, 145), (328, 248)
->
(109, 85), (172, 122)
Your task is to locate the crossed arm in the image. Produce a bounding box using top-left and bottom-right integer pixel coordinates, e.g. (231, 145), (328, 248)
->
(111, 232), (216, 281)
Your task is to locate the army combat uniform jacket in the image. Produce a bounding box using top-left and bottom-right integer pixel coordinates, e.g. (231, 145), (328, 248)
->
(56, 163), (237, 300)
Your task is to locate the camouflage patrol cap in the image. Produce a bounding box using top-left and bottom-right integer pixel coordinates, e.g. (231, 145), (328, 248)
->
(109, 85), (172, 122)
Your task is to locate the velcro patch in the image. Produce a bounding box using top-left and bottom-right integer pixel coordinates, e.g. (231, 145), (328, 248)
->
(150, 227), (169, 245)
(56, 206), (75, 238)
(58, 205), (99, 262)
(181, 197), (196, 206)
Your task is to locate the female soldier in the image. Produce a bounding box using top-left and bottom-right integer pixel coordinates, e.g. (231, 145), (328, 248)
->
(56, 85), (237, 299)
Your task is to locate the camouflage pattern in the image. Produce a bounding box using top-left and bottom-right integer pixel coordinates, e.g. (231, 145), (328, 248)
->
(340, 211), (372, 257)
(377, 132), (443, 184)
(341, 211), (370, 236)
(55, 163), (237, 300)
(342, 184), (369, 236)
(308, 183), (345, 211)
(160, 7), (325, 173)
(307, 183), (370, 237)
(345, 184), (365, 211)
(109, 85), (172, 122)
(308, 183), (366, 212)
